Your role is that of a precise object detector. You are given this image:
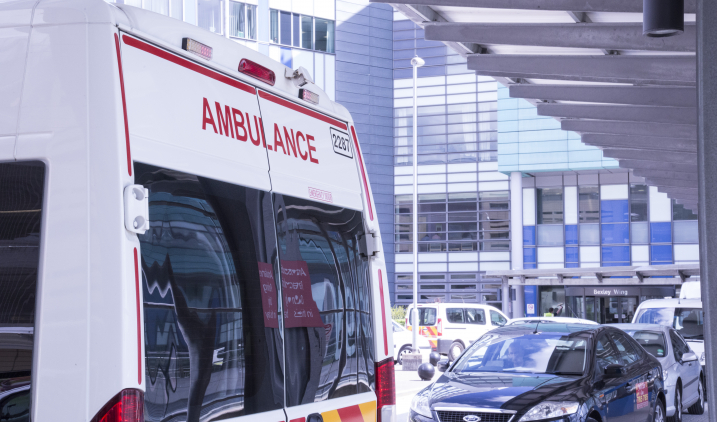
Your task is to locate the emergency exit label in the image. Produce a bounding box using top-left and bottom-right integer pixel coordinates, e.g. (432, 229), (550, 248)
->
(331, 128), (353, 158)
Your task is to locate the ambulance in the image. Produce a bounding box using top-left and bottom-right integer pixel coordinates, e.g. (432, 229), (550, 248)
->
(0, 0), (395, 421)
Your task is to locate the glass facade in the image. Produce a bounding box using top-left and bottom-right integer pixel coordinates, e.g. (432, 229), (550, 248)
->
(522, 176), (699, 270)
(391, 14), (508, 306)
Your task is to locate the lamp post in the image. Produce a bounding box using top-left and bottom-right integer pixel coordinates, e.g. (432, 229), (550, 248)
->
(410, 56), (424, 353)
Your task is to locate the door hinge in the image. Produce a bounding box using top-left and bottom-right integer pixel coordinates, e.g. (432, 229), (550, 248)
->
(124, 184), (149, 234)
(359, 232), (380, 259)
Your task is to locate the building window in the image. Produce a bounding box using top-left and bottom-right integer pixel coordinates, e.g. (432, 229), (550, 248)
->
(673, 199), (697, 221)
(579, 186), (599, 223)
(315, 18), (335, 53)
(537, 188), (563, 224)
(269, 10), (334, 53)
(198, 0), (223, 34)
(228, 2), (256, 39)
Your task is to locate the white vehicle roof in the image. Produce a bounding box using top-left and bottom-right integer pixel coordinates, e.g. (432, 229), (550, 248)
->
(637, 298), (703, 309)
(409, 303), (501, 310)
(507, 317), (598, 325)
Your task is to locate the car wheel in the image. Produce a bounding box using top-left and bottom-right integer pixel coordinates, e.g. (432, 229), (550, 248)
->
(397, 345), (411, 365)
(448, 342), (464, 362)
(688, 377), (705, 415)
(654, 396), (666, 422)
(668, 386), (682, 422)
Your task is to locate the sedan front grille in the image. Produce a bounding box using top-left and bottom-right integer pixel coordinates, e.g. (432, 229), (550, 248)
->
(436, 411), (513, 422)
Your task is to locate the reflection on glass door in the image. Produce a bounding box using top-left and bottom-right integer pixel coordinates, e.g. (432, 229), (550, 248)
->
(566, 296), (585, 319)
(620, 297), (637, 323)
(586, 297), (597, 323)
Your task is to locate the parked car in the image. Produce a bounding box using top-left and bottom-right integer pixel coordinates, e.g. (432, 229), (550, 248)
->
(612, 323), (704, 422)
(412, 324), (665, 422)
(632, 299), (705, 368)
(507, 317), (598, 326)
(392, 320), (432, 365)
(405, 303), (510, 361)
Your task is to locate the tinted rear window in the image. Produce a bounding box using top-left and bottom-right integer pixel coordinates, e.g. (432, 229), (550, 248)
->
(136, 164), (284, 421)
(625, 330), (667, 358)
(0, 161), (45, 422)
(274, 193), (374, 405)
(409, 308), (437, 326)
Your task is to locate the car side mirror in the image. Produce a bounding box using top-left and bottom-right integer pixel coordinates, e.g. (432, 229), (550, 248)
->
(604, 363), (627, 378)
(437, 359), (450, 372)
(682, 351), (698, 362)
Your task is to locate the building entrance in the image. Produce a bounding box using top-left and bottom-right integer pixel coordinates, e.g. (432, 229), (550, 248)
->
(564, 285), (675, 323)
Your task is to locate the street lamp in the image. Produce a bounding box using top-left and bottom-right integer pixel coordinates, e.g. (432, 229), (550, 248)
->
(410, 56), (424, 353)
(643, 0), (683, 37)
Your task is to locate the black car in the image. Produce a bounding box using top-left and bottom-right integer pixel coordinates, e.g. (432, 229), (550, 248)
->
(411, 324), (665, 422)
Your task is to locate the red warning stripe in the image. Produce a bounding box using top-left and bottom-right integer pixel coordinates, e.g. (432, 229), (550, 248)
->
(258, 90), (347, 130)
(114, 33), (132, 176)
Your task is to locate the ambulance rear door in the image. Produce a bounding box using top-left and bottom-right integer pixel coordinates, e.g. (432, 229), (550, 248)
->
(258, 90), (379, 422)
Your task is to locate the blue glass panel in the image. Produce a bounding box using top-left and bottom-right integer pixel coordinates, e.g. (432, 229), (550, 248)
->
(565, 225), (578, 245)
(650, 222), (672, 243)
(602, 245), (630, 262)
(565, 247), (579, 263)
(601, 223), (630, 244)
(651, 245), (673, 263)
(601, 200), (629, 223)
(523, 226), (536, 246)
(523, 262), (537, 270)
(523, 247), (536, 263)
(524, 286), (538, 316)
(565, 262), (579, 268)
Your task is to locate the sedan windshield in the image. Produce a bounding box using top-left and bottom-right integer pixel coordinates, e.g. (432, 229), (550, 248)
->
(452, 332), (587, 375)
(634, 308), (704, 340)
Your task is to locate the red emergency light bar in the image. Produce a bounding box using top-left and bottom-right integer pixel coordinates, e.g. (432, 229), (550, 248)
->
(181, 38), (212, 60)
(299, 88), (319, 104)
(239, 58), (276, 86)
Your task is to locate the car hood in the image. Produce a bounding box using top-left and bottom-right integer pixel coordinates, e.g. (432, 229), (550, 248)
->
(427, 371), (586, 412)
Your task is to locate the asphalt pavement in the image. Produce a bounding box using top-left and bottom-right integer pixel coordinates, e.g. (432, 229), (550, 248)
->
(394, 363), (709, 422)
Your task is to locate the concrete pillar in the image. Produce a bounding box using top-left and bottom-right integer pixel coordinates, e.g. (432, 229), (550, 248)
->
(697, 0), (717, 413)
(510, 172), (525, 318)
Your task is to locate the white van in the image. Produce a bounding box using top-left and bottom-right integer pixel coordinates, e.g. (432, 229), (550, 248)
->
(404, 303), (509, 361)
(0, 1), (395, 421)
(632, 298), (705, 369)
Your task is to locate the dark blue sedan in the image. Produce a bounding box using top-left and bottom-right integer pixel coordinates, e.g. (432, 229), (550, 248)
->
(411, 324), (665, 422)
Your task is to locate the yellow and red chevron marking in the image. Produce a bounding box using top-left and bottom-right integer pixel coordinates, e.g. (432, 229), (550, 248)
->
(290, 401), (377, 422)
(321, 401), (377, 422)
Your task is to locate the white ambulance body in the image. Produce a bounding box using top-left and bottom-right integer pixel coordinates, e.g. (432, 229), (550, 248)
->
(0, 1), (395, 421)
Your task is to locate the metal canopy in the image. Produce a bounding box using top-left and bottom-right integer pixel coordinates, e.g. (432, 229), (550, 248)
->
(376, 0), (698, 212)
(486, 264), (699, 286)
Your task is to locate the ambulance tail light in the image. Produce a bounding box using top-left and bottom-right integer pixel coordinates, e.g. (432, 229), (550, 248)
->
(239, 59), (276, 86)
(91, 389), (144, 422)
(376, 357), (396, 422)
(182, 38), (212, 60)
(437, 318), (443, 336)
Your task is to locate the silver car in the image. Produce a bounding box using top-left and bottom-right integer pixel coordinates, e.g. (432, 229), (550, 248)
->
(612, 323), (704, 422)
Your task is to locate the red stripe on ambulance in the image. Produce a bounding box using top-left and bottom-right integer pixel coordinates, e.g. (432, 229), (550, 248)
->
(258, 90), (347, 130)
(114, 33), (132, 176)
(122, 34), (256, 95)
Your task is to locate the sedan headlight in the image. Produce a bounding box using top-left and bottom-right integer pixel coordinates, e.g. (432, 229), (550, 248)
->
(410, 392), (432, 418)
(518, 402), (580, 422)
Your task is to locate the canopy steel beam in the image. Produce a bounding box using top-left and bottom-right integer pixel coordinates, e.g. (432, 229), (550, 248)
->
(618, 159), (697, 173)
(632, 169), (698, 181)
(377, 0), (697, 13)
(539, 103), (697, 124)
(562, 119), (697, 139)
(582, 134), (696, 152)
(602, 148), (697, 163)
(425, 22), (695, 52)
(467, 55), (695, 85)
(644, 177), (698, 189)
(510, 85), (696, 107)
(392, 4), (481, 55)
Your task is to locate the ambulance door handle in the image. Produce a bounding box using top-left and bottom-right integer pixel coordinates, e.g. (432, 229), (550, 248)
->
(307, 413), (323, 422)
